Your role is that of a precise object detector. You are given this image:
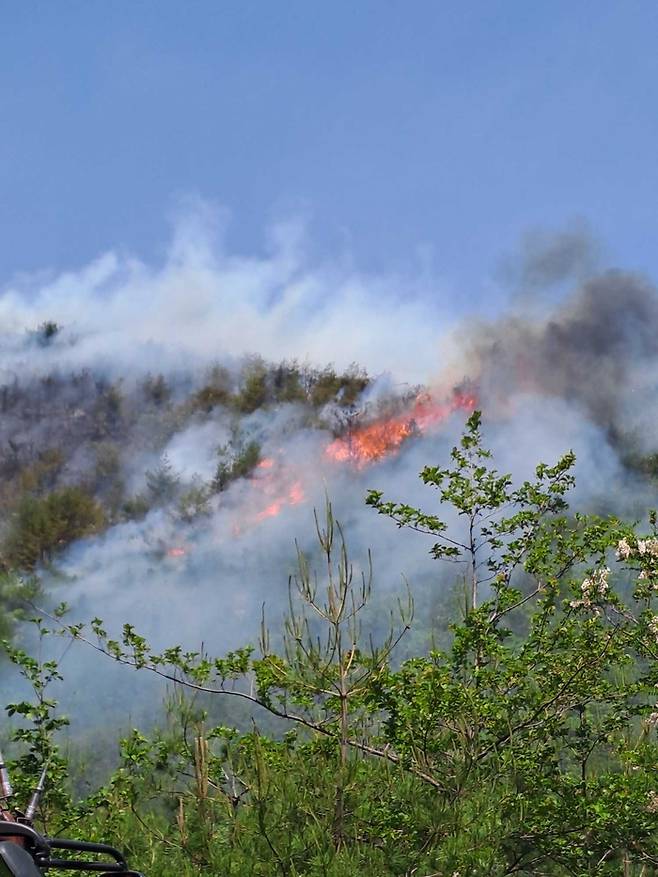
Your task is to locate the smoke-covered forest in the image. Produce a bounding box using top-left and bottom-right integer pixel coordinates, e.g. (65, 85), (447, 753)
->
(2, 237), (658, 874)
(4, 3), (658, 873)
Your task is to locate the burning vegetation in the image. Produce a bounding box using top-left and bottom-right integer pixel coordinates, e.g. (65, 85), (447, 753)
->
(142, 381), (478, 559)
(219, 385), (477, 538)
(325, 387), (477, 467)
(251, 457), (305, 523)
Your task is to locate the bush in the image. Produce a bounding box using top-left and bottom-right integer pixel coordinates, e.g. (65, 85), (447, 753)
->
(309, 364), (369, 407)
(213, 438), (261, 492)
(17, 448), (65, 494)
(145, 455), (180, 506)
(235, 357), (269, 413)
(142, 373), (172, 407)
(34, 320), (60, 346)
(272, 361), (306, 404)
(3, 486), (105, 571)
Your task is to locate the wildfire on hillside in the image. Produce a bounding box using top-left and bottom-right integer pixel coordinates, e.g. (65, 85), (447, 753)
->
(164, 387), (477, 546)
(247, 387), (476, 523)
(325, 388), (477, 467)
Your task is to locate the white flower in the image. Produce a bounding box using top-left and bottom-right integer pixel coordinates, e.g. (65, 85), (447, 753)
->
(616, 538), (632, 560)
(572, 568), (610, 610)
(649, 616), (658, 642)
(583, 568), (609, 598)
(597, 568), (610, 594)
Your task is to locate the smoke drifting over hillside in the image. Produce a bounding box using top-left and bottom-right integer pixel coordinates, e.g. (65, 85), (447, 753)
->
(1, 212), (657, 726)
(452, 269), (658, 443)
(0, 210), (453, 386)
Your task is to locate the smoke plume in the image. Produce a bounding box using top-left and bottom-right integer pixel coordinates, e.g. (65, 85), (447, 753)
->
(1, 213), (657, 732)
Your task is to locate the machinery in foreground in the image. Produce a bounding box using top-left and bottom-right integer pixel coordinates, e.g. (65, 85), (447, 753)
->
(0, 751), (143, 877)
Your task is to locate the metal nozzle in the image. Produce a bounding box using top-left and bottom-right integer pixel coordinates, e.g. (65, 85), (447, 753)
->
(24, 764), (47, 823)
(0, 749), (13, 800)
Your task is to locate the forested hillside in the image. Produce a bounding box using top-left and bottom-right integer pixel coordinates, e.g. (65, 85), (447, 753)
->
(4, 411), (658, 875)
(0, 329), (372, 574)
(4, 3), (658, 872)
(4, 263), (658, 875)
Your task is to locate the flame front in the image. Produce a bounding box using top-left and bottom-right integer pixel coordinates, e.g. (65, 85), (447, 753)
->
(325, 390), (476, 468)
(325, 418), (415, 465)
(251, 455), (306, 523)
(218, 389), (476, 537)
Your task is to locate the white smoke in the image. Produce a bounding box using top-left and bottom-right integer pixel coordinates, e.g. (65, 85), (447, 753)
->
(0, 205), (457, 385)
(2, 215), (656, 733)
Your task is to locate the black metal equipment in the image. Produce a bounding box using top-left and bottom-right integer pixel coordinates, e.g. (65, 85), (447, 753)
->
(0, 753), (144, 877)
(0, 823), (144, 877)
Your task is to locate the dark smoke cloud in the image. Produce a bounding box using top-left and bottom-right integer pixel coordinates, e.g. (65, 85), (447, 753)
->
(498, 220), (600, 302)
(452, 268), (658, 446)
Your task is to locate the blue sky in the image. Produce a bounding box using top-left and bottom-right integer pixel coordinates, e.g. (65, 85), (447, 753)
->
(2, 1), (657, 304)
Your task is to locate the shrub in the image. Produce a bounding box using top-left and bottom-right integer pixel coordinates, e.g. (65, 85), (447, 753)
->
(3, 487), (105, 571)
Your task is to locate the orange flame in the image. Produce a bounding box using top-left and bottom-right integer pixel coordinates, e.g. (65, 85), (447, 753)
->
(229, 388), (476, 534)
(251, 454), (306, 522)
(255, 480), (305, 522)
(325, 390), (476, 468)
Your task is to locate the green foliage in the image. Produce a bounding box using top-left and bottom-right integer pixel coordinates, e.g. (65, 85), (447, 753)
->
(93, 441), (121, 486)
(190, 365), (234, 413)
(3, 486), (105, 571)
(7, 413), (658, 874)
(187, 358), (370, 415)
(367, 409), (578, 608)
(91, 382), (125, 439)
(236, 356), (269, 414)
(120, 493), (151, 522)
(310, 364), (369, 408)
(34, 320), (60, 346)
(16, 447), (65, 495)
(145, 454), (180, 506)
(176, 480), (212, 523)
(2, 616), (73, 831)
(0, 355), (375, 570)
(142, 373), (172, 407)
(213, 435), (261, 492)
(0, 573), (41, 642)
(191, 383), (232, 413)
(272, 360), (306, 404)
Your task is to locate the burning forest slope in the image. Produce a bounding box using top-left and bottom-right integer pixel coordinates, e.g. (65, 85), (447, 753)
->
(0, 349), (476, 564)
(3, 232), (658, 730)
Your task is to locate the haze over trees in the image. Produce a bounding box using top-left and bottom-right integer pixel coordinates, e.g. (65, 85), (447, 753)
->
(0, 355), (372, 574)
(4, 412), (658, 875)
(4, 275), (658, 873)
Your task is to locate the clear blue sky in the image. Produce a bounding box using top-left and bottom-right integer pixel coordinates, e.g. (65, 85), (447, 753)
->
(2, 1), (657, 301)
